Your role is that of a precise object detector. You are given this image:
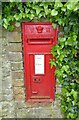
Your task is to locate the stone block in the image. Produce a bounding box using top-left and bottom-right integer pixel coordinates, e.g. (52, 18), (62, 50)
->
(31, 107), (51, 118)
(14, 94), (25, 101)
(56, 84), (62, 94)
(0, 117), (2, 120)
(2, 79), (13, 89)
(14, 87), (25, 95)
(13, 79), (24, 87)
(2, 108), (15, 118)
(15, 101), (28, 109)
(2, 54), (8, 63)
(2, 38), (8, 46)
(16, 108), (41, 118)
(16, 109), (29, 118)
(16, 107), (52, 118)
(3, 76), (11, 81)
(2, 101), (14, 109)
(52, 109), (63, 118)
(25, 102), (52, 108)
(2, 28), (7, 38)
(0, 102), (2, 117)
(7, 32), (21, 43)
(2, 88), (13, 95)
(8, 52), (22, 62)
(11, 61), (23, 71)
(0, 94), (2, 102)
(2, 101), (15, 118)
(2, 60), (10, 69)
(12, 71), (23, 79)
(2, 68), (10, 78)
(56, 86), (62, 94)
(0, 77), (2, 94)
(2, 93), (13, 101)
(2, 108), (8, 117)
(0, 38), (2, 52)
(0, 27), (2, 38)
(7, 43), (22, 52)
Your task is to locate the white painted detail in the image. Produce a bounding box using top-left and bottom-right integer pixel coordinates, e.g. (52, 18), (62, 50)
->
(35, 55), (44, 74)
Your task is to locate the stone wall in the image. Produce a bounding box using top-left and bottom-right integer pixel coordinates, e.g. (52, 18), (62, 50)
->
(0, 24), (63, 119)
(2, 26), (25, 118)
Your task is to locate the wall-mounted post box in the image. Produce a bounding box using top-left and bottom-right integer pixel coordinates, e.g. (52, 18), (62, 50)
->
(22, 22), (58, 102)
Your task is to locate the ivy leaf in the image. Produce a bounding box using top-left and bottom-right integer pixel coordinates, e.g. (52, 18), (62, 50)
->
(57, 49), (60, 55)
(44, 8), (49, 15)
(3, 23), (8, 29)
(38, 13), (42, 18)
(22, 13), (26, 19)
(61, 7), (66, 12)
(54, 0), (63, 8)
(14, 14), (20, 21)
(25, 8), (30, 14)
(66, 2), (78, 11)
(43, 3), (48, 9)
(49, 59), (56, 68)
(0, 15), (2, 20)
(36, 8), (42, 15)
(61, 65), (69, 73)
(40, 12), (46, 17)
(51, 9), (58, 16)
(71, 89), (77, 100)
(3, 18), (9, 29)
(43, 3), (49, 15)
(8, 25), (14, 31)
(59, 54), (64, 62)
(26, 14), (34, 20)
(55, 69), (63, 77)
(33, 5), (43, 15)
(57, 18), (64, 26)
(3, 18), (9, 25)
(52, 23), (57, 29)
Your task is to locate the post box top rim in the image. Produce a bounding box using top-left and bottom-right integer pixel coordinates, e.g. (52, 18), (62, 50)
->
(22, 22), (58, 31)
(22, 22), (52, 25)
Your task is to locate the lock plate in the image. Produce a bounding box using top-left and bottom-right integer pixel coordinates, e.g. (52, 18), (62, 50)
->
(33, 78), (41, 83)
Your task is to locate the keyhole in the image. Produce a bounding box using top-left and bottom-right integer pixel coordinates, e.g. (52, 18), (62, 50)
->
(34, 78), (36, 82)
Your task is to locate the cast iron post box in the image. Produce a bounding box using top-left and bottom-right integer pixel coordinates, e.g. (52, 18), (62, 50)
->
(22, 22), (58, 102)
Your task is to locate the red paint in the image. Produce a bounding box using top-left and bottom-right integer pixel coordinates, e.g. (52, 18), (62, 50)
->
(22, 22), (58, 102)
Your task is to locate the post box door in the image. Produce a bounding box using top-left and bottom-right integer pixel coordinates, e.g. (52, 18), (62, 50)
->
(29, 54), (55, 101)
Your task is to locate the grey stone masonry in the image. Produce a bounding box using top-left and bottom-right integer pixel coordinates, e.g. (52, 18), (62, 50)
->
(0, 4), (2, 118)
(0, 26), (2, 118)
(2, 29), (16, 118)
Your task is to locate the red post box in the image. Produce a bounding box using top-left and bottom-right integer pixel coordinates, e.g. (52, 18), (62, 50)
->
(22, 22), (58, 102)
